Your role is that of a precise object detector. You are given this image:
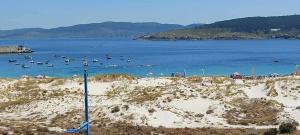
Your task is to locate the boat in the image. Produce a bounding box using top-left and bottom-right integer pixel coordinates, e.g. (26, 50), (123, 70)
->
(61, 56), (67, 58)
(106, 54), (112, 60)
(147, 71), (153, 76)
(127, 58), (131, 63)
(21, 64), (30, 68)
(29, 60), (35, 63)
(36, 62), (43, 65)
(15, 63), (20, 65)
(8, 60), (17, 63)
(24, 55), (32, 59)
(92, 59), (99, 63)
(47, 64), (54, 67)
(45, 60), (49, 64)
(65, 59), (70, 63)
(106, 64), (118, 68)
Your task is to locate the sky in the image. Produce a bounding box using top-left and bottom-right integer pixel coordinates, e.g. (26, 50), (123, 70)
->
(0, 0), (300, 30)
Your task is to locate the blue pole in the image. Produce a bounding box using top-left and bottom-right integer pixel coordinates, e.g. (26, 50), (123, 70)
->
(65, 58), (90, 134)
(83, 60), (90, 135)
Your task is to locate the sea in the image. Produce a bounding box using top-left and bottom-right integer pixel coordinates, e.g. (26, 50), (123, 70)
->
(0, 39), (300, 78)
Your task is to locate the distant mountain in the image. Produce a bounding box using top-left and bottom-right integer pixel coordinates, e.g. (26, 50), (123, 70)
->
(141, 15), (300, 40)
(0, 22), (184, 40)
(185, 23), (204, 28)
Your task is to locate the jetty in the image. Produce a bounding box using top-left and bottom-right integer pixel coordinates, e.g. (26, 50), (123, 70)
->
(0, 45), (33, 54)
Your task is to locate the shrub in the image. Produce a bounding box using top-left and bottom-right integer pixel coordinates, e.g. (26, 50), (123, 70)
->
(37, 126), (49, 132)
(195, 113), (204, 117)
(111, 106), (120, 113)
(206, 109), (214, 114)
(148, 108), (156, 113)
(264, 128), (278, 135)
(187, 76), (203, 83)
(93, 74), (134, 82)
(122, 105), (129, 111)
(279, 122), (297, 134)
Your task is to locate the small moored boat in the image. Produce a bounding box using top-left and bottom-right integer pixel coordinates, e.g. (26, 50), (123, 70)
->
(65, 59), (70, 63)
(8, 60), (17, 63)
(47, 64), (54, 67)
(36, 62), (43, 65)
(93, 59), (99, 63)
(24, 55), (32, 59)
(21, 64), (30, 68)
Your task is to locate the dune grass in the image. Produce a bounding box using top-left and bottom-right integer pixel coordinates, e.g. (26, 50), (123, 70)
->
(92, 74), (135, 82)
(225, 98), (282, 125)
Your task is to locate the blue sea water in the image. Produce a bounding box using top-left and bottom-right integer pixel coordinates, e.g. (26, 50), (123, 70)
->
(0, 39), (300, 78)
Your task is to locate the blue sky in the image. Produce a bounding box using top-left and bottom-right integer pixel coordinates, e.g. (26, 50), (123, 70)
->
(1, 0), (300, 30)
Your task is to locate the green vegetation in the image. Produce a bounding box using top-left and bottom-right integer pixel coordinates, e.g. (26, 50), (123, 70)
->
(125, 86), (165, 104)
(142, 15), (300, 40)
(279, 122), (297, 134)
(264, 128), (278, 135)
(225, 98), (282, 125)
(111, 106), (120, 113)
(0, 79), (66, 110)
(93, 74), (135, 82)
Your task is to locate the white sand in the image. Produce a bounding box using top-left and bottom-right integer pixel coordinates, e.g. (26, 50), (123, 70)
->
(2, 76), (300, 130)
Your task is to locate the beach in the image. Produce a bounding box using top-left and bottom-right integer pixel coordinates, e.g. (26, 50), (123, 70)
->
(1, 74), (300, 134)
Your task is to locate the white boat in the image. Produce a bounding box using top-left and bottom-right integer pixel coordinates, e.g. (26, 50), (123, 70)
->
(106, 64), (118, 68)
(22, 64), (30, 68)
(92, 59), (99, 63)
(29, 60), (35, 63)
(24, 55), (32, 59)
(47, 64), (54, 67)
(36, 62), (43, 65)
(65, 59), (70, 63)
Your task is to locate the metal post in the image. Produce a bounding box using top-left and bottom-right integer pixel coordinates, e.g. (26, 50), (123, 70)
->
(66, 58), (90, 135)
(83, 59), (90, 135)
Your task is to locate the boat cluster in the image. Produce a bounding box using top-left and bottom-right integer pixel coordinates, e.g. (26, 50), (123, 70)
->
(8, 54), (133, 69)
(8, 55), (54, 68)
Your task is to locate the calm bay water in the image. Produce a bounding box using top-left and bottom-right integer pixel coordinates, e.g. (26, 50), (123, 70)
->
(0, 39), (300, 78)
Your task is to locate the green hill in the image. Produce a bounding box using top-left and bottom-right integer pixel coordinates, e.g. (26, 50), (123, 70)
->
(141, 15), (300, 40)
(0, 22), (184, 40)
